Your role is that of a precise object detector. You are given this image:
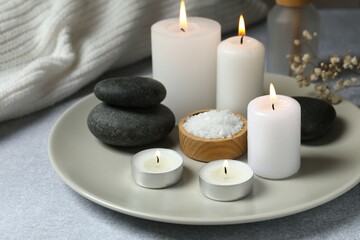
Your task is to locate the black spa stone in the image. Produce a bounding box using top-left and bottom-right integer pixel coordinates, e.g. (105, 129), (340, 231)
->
(87, 103), (175, 147)
(293, 96), (336, 141)
(94, 77), (166, 107)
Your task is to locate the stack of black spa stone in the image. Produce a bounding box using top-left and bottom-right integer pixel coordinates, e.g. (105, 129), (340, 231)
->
(87, 77), (175, 147)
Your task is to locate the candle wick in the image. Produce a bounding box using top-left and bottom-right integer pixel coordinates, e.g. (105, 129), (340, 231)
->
(272, 103), (275, 110)
(224, 166), (227, 175)
(181, 28), (185, 32)
(156, 156), (159, 163)
(240, 35), (244, 44)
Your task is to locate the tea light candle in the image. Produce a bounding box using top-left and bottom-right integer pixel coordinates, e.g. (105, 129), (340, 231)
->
(151, 0), (221, 122)
(199, 160), (253, 201)
(247, 83), (301, 179)
(216, 15), (265, 115)
(131, 148), (183, 189)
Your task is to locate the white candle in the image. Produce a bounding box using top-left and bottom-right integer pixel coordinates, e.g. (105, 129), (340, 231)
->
(216, 15), (265, 116)
(247, 84), (301, 179)
(131, 148), (183, 189)
(151, 0), (221, 122)
(199, 160), (253, 201)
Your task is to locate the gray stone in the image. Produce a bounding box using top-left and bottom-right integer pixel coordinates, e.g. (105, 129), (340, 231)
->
(94, 77), (166, 107)
(87, 103), (175, 147)
(293, 96), (336, 141)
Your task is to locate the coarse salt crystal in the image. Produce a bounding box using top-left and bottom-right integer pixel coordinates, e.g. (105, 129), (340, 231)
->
(183, 109), (243, 139)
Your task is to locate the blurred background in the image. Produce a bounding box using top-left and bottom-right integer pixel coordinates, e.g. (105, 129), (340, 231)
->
(263, 0), (360, 8)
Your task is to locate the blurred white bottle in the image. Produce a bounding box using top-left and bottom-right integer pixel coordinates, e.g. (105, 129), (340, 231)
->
(267, 0), (319, 75)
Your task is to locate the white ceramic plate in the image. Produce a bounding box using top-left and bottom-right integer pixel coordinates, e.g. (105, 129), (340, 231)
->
(48, 74), (360, 225)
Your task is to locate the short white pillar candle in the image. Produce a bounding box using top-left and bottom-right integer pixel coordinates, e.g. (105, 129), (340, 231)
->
(247, 84), (301, 179)
(199, 160), (253, 201)
(131, 148), (183, 189)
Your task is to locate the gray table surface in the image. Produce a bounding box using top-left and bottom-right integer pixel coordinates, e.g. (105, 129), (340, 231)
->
(1, 9), (359, 240)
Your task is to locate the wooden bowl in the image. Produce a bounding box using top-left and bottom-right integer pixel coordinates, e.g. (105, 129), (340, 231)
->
(178, 109), (247, 162)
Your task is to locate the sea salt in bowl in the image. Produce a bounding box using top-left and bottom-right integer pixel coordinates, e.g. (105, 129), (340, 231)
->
(178, 109), (247, 162)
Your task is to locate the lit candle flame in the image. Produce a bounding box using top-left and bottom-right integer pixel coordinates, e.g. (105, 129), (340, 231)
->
(179, 0), (188, 32)
(223, 160), (229, 175)
(155, 150), (161, 163)
(238, 15), (246, 41)
(270, 83), (277, 110)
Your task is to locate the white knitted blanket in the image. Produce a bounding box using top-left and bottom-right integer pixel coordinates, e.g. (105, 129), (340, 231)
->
(0, 0), (267, 122)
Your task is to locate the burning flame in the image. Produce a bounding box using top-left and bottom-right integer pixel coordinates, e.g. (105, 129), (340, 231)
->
(238, 15), (245, 37)
(270, 83), (277, 106)
(179, 0), (188, 32)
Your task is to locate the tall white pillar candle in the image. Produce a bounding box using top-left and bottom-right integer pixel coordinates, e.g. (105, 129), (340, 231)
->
(216, 15), (265, 116)
(151, 0), (220, 122)
(247, 84), (301, 179)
